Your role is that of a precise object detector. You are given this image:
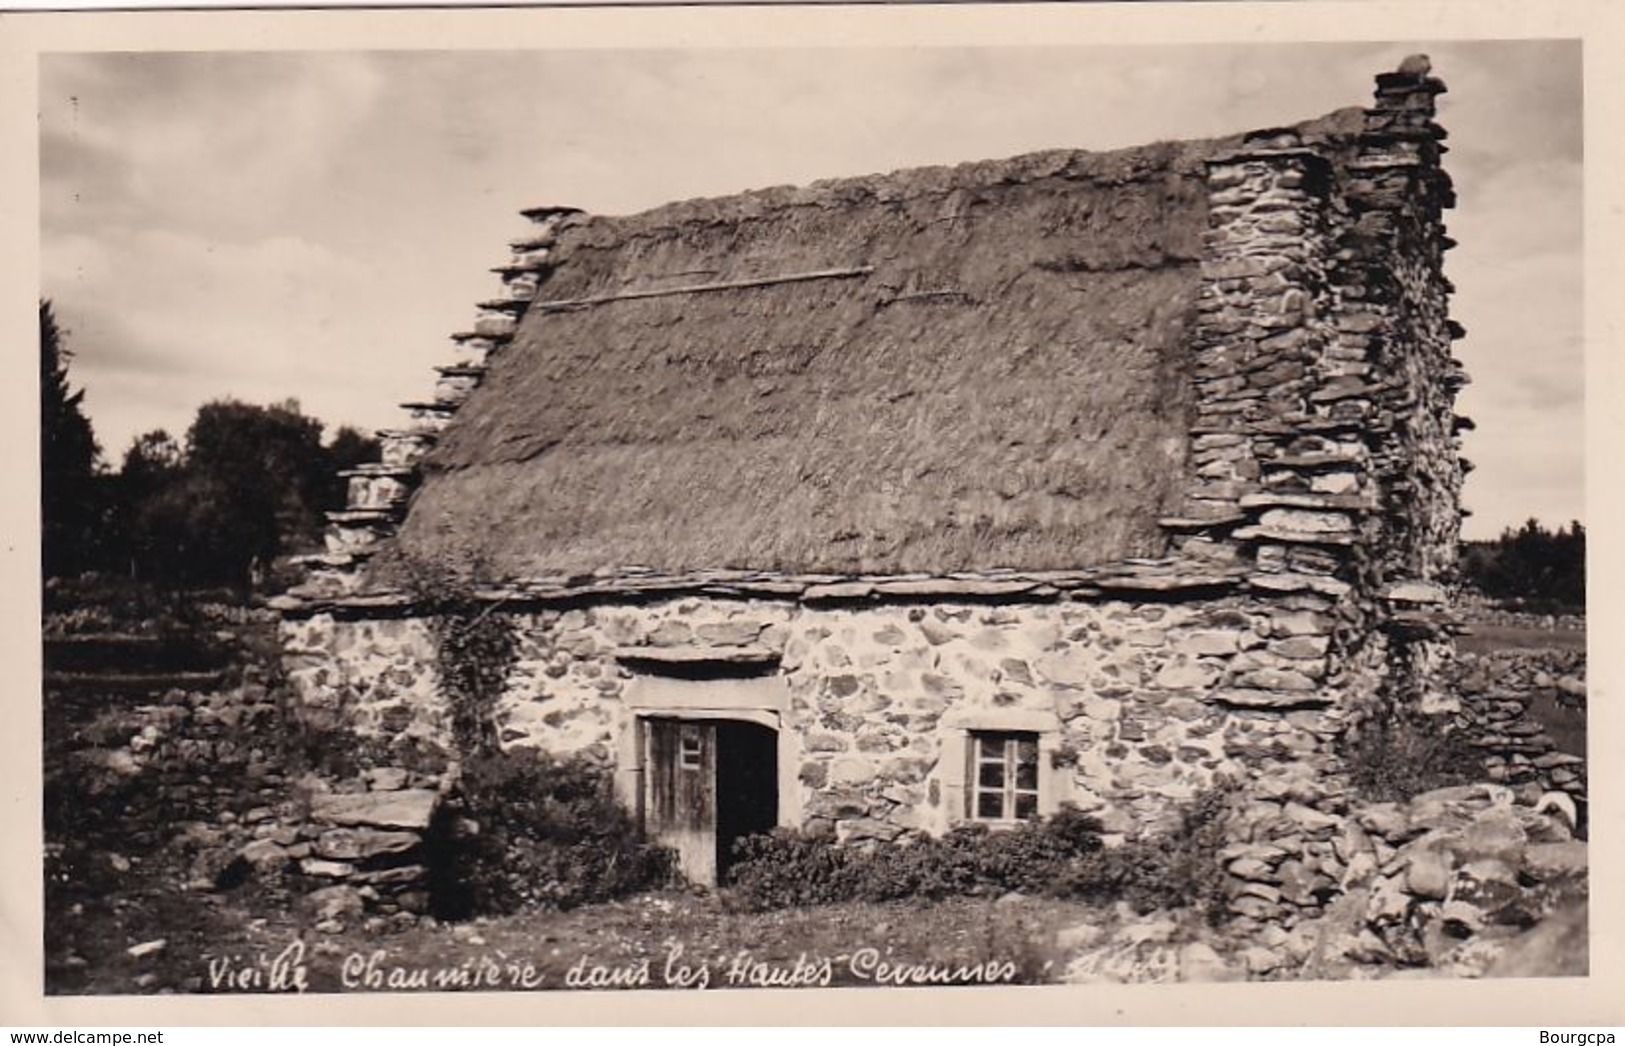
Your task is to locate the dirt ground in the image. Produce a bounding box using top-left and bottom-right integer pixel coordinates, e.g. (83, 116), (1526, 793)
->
(48, 861), (1081, 994)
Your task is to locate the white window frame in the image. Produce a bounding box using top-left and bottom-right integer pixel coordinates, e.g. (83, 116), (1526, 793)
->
(968, 730), (1042, 823)
(938, 709), (1064, 830)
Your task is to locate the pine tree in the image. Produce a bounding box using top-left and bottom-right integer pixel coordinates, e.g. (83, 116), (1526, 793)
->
(40, 301), (103, 578)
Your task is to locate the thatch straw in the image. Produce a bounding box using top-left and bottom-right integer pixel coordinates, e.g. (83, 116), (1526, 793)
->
(380, 112), (1367, 582)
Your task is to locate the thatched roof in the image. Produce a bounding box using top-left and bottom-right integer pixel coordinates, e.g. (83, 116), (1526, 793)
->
(380, 110), (1366, 582)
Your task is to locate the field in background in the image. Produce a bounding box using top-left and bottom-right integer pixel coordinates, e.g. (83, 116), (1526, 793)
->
(1457, 625), (1586, 655)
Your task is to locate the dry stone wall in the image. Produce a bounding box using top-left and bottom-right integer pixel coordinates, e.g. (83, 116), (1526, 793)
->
(225, 773), (443, 933)
(1064, 782), (1584, 982)
(1448, 649), (1587, 802)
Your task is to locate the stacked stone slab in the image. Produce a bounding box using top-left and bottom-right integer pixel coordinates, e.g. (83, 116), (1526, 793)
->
(286, 207), (581, 602)
(230, 772), (441, 930)
(1165, 59), (1466, 733)
(42, 601), (304, 907)
(1060, 784), (1585, 981)
(1450, 649), (1587, 801)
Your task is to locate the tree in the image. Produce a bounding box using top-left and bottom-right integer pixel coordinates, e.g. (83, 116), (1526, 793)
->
(113, 429), (186, 581)
(172, 398), (331, 586)
(40, 301), (103, 578)
(104, 398), (380, 589)
(122, 429), (184, 482)
(1460, 518), (1585, 610)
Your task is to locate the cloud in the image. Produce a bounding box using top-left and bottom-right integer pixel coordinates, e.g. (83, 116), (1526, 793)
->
(42, 52), (386, 241)
(1430, 39), (1583, 167)
(44, 225), (460, 457)
(1461, 406), (1585, 538)
(1449, 149), (1583, 538)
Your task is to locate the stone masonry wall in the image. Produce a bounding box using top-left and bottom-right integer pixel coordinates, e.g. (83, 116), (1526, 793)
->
(280, 613), (447, 761)
(1165, 60), (1464, 740)
(280, 590), (1358, 844)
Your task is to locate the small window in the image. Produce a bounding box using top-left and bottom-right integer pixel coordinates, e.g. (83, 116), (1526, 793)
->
(679, 730), (703, 771)
(968, 731), (1040, 822)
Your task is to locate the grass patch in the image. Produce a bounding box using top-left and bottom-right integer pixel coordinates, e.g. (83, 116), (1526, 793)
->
(50, 877), (1076, 993)
(430, 750), (675, 919)
(1457, 625), (1586, 655)
(1343, 712), (1483, 804)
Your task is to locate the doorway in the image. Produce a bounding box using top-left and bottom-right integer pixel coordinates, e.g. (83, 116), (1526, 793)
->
(642, 716), (779, 886)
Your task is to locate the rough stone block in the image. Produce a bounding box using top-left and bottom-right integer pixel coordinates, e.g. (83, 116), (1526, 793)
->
(300, 857), (354, 879)
(310, 789), (439, 831)
(315, 827), (421, 861)
(1404, 847), (1452, 900)
(1181, 630), (1240, 656)
(1522, 841), (1587, 882)
(829, 755), (876, 786)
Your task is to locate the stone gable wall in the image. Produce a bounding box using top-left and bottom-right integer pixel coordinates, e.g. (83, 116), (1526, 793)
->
(1165, 62), (1464, 739)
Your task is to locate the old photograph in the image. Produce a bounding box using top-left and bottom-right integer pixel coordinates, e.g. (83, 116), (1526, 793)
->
(26, 17), (1590, 1013)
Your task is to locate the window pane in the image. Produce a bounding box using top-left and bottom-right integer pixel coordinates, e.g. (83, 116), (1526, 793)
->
(968, 730), (1044, 821)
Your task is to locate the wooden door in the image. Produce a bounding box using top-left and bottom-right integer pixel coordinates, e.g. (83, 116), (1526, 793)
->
(644, 718), (718, 885)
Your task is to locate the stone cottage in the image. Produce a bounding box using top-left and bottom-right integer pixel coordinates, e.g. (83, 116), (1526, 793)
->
(276, 59), (1468, 886)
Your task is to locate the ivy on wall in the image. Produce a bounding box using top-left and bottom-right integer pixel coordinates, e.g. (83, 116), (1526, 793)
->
(432, 606), (517, 757)
(398, 554), (518, 759)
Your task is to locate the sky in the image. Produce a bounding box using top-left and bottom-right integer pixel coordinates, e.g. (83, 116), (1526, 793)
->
(38, 39), (1583, 541)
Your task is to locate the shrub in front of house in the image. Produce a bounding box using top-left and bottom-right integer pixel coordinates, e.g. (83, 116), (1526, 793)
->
(429, 749), (674, 918)
(725, 794), (1235, 922)
(1053, 786), (1235, 925)
(724, 805), (1108, 911)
